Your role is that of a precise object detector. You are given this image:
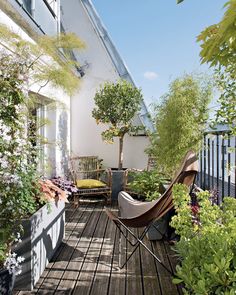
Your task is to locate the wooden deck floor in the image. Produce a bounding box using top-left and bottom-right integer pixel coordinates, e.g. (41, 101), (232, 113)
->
(14, 201), (182, 295)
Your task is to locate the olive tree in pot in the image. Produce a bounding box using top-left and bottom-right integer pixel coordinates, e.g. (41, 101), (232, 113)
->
(92, 79), (143, 199)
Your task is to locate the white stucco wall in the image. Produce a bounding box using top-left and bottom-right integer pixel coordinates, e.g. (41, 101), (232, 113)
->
(61, 0), (150, 169)
(0, 8), (70, 177)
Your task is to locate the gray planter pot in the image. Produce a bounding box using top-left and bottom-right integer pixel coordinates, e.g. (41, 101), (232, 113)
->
(0, 268), (15, 295)
(111, 170), (125, 200)
(14, 200), (65, 291)
(146, 218), (168, 241)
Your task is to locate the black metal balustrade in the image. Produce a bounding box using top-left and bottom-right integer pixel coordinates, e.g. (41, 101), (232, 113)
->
(198, 127), (236, 204)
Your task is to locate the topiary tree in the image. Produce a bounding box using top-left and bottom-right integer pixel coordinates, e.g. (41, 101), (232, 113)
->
(92, 80), (143, 169)
(147, 74), (212, 176)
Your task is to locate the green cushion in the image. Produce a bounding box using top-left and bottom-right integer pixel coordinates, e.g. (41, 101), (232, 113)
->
(76, 179), (106, 189)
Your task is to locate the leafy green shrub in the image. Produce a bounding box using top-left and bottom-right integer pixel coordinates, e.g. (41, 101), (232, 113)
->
(147, 74), (212, 176)
(128, 170), (169, 201)
(171, 184), (236, 294)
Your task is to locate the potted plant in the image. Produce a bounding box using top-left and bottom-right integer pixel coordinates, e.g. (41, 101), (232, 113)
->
(126, 170), (168, 201)
(92, 79), (143, 199)
(0, 52), (70, 292)
(0, 51), (41, 294)
(0, 25), (83, 292)
(49, 177), (78, 196)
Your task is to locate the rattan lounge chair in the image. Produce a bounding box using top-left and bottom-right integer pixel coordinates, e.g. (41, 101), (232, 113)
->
(70, 156), (112, 206)
(105, 151), (198, 274)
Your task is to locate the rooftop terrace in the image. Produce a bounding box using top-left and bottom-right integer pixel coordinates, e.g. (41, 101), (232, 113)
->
(14, 201), (181, 295)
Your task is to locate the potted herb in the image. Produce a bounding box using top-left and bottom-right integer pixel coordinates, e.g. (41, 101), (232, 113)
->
(92, 80), (143, 199)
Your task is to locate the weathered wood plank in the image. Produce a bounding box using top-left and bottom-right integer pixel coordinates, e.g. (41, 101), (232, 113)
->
(152, 240), (179, 295)
(72, 208), (108, 294)
(54, 205), (103, 293)
(126, 228), (143, 295)
(139, 229), (162, 295)
(107, 228), (126, 295)
(14, 203), (186, 295)
(89, 209), (116, 295)
(163, 241), (183, 295)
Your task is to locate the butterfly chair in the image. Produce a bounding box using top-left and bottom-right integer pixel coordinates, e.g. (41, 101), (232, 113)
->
(105, 151), (198, 274)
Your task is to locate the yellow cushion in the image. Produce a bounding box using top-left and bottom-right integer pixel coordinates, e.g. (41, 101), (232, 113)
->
(76, 179), (106, 188)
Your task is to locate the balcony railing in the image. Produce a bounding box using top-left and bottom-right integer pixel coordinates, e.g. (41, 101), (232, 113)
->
(198, 126), (236, 203)
(15, 0), (58, 35)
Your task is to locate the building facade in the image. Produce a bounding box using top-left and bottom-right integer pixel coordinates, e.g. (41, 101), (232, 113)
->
(0, 0), (153, 177)
(61, 0), (153, 169)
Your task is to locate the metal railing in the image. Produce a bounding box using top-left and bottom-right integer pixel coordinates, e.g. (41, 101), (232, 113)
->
(14, 0), (58, 35)
(198, 127), (236, 203)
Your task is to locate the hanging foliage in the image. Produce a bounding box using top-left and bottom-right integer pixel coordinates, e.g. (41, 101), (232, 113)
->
(0, 24), (85, 96)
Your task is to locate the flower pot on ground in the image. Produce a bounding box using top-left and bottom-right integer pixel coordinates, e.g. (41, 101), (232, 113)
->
(111, 169), (125, 200)
(126, 170), (169, 201)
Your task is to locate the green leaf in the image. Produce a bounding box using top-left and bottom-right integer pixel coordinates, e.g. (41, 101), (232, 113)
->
(172, 278), (183, 284)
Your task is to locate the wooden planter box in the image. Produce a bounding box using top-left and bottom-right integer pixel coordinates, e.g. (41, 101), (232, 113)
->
(14, 200), (65, 291)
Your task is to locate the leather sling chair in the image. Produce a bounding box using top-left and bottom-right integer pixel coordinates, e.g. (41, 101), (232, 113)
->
(105, 151), (198, 274)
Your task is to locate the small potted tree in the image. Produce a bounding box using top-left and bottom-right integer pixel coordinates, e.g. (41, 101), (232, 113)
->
(92, 79), (143, 198)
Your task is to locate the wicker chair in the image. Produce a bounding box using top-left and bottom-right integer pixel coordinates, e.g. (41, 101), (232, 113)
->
(69, 156), (112, 206)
